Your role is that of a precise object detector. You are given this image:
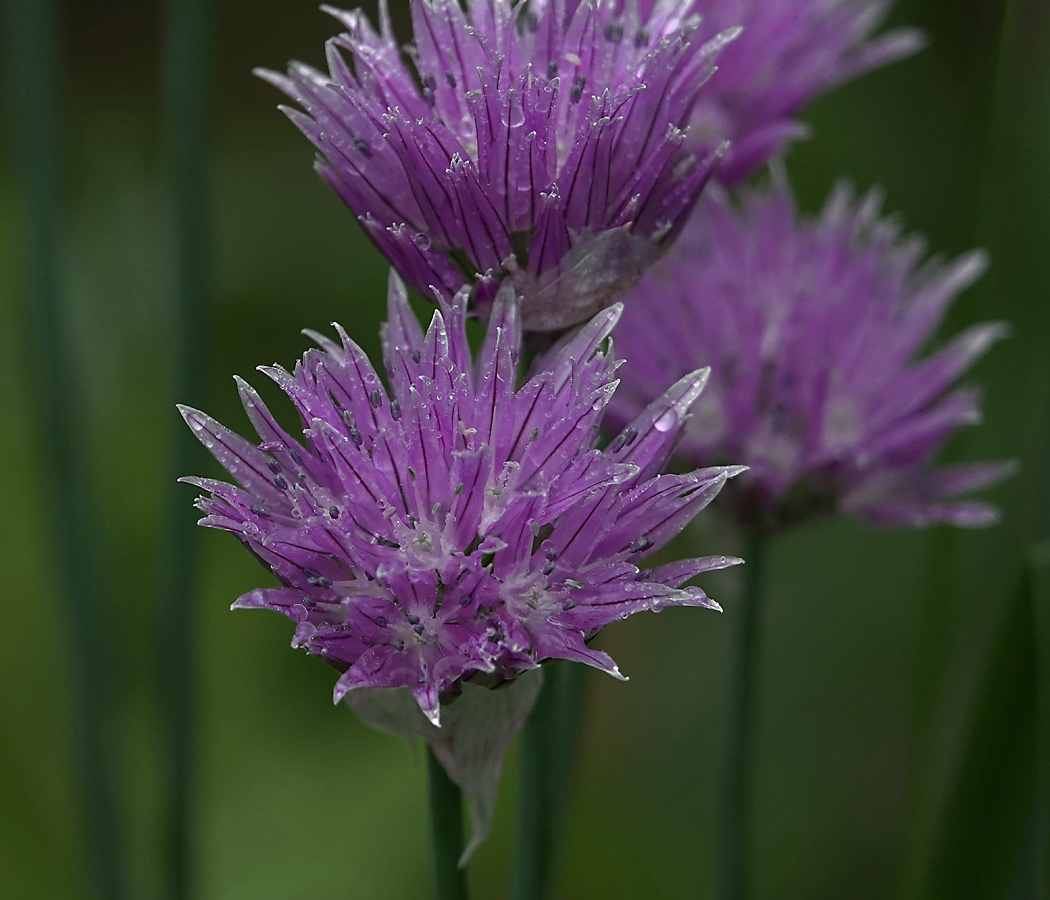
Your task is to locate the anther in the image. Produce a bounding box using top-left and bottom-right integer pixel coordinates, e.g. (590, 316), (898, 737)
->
(630, 536), (654, 553)
(570, 74), (586, 103)
(370, 388), (383, 408)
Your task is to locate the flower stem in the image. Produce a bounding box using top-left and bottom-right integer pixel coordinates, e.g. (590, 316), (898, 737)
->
(159, 1), (211, 898)
(718, 529), (767, 900)
(510, 660), (586, 900)
(427, 747), (470, 900)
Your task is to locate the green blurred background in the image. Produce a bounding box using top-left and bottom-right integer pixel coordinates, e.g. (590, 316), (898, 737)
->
(1, 0), (1047, 897)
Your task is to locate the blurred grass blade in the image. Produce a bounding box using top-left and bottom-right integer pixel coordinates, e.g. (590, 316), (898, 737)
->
(1, 0), (125, 897)
(159, 0), (211, 896)
(921, 564), (1038, 900)
(1030, 542), (1050, 896)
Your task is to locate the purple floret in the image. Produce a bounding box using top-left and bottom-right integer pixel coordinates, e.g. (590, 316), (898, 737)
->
(257, 0), (737, 330)
(683, 0), (924, 183)
(181, 273), (741, 724)
(608, 174), (1014, 531)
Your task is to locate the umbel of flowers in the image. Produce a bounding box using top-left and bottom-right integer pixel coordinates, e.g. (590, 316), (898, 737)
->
(608, 174), (1015, 532)
(258, 0), (739, 330)
(679, 0), (924, 182)
(181, 273), (741, 850)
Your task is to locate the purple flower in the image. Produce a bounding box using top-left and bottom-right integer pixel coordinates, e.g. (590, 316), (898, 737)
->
(257, 1), (736, 331)
(682, 0), (924, 183)
(180, 273), (741, 726)
(608, 176), (1014, 531)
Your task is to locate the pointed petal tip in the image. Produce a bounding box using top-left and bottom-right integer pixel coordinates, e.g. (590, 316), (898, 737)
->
(177, 404), (205, 426)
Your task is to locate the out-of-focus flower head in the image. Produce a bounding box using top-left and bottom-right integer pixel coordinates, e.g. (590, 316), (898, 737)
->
(258, 0), (738, 331)
(181, 271), (740, 721)
(608, 174), (1014, 531)
(684, 0), (924, 183)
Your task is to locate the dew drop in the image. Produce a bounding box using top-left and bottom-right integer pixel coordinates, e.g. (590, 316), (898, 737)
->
(653, 409), (677, 432)
(502, 101), (525, 128)
(413, 232), (432, 251)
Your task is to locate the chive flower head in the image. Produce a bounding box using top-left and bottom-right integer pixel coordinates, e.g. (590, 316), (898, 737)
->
(608, 176), (1014, 530)
(258, 0), (737, 330)
(181, 273), (741, 725)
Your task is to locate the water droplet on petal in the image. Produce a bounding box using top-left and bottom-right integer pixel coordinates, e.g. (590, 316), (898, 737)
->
(653, 409), (677, 432)
(501, 92), (525, 128)
(414, 232), (432, 251)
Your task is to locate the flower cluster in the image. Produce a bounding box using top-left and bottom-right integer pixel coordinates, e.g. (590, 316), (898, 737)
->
(182, 274), (741, 725)
(259, 0), (737, 330)
(608, 176), (1014, 530)
(684, 0), (923, 183)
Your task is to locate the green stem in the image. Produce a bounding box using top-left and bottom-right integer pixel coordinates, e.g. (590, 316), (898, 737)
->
(510, 661), (586, 900)
(717, 530), (767, 900)
(159, 0), (211, 897)
(2, 1), (124, 897)
(427, 747), (470, 900)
